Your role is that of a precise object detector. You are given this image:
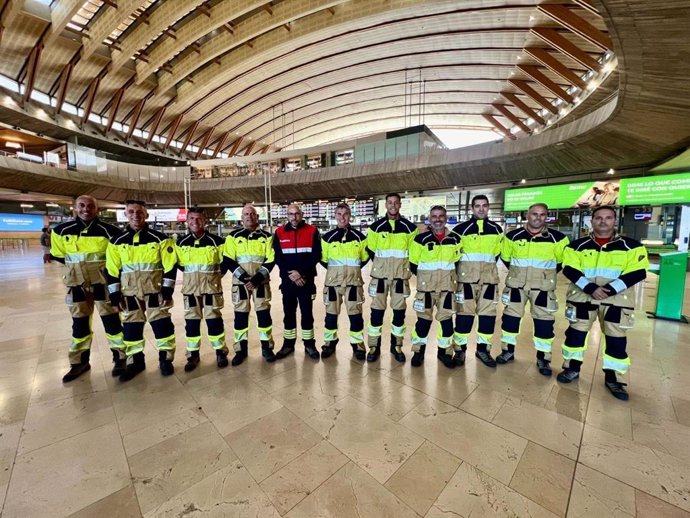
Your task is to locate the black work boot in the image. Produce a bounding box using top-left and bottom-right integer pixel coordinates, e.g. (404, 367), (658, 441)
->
(184, 350), (201, 372)
(261, 341), (277, 363)
(119, 352), (146, 382)
(216, 349), (229, 368)
(556, 369), (580, 383)
(536, 352), (552, 377)
(320, 340), (337, 359)
(366, 337), (381, 363)
(390, 334), (406, 363)
(411, 350), (425, 367)
(604, 369), (629, 400)
(437, 347), (456, 369)
(62, 350), (91, 383)
(275, 338), (296, 360)
(111, 349), (126, 377)
(496, 344), (515, 364)
(159, 351), (174, 376)
(231, 341), (248, 366)
(303, 339), (320, 360)
(453, 349), (466, 366)
(351, 343), (366, 361)
(475, 346), (497, 368)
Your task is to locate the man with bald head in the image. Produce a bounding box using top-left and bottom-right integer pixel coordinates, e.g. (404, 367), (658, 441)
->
(51, 195), (124, 382)
(273, 204), (321, 359)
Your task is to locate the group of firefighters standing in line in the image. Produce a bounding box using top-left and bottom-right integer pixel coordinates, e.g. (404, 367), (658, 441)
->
(49, 191), (649, 401)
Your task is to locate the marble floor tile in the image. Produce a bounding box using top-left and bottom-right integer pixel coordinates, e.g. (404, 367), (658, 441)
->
(636, 489), (690, 518)
(434, 461), (559, 517)
(385, 440), (462, 515)
(579, 425), (690, 511)
(633, 417), (690, 464)
(370, 383), (428, 422)
(585, 393), (633, 440)
(187, 374), (284, 436)
(458, 386), (509, 421)
(493, 398), (583, 460)
(260, 440), (350, 514)
(567, 463), (635, 518)
(18, 391), (116, 454)
(0, 422), (22, 490)
(225, 406), (322, 482)
(271, 376), (349, 421)
(400, 396), (527, 485)
(29, 358), (109, 405)
(387, 362), (480, 407)
(0, 393), (30, 426)
(510, 441), (575, 517)
(543, 384), (589, 422)
(68, 485), (141, 518)
(128, 421), (238, 515)
(285, 461), (418, 518)
(122, 406), (208, 457)
(307, 396), (424, 484)
(3, 423), (130, 518)
(673, 396), (690, 427)
(144, 461), (281, 518)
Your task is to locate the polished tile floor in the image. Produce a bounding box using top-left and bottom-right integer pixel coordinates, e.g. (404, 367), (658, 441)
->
(1, 249), (689, 517)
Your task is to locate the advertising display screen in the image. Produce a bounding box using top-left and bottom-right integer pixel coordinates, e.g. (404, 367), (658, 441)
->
(504, 181), (620, 211)
(619, 172), (690, 205)
(116, 208), (188, 222)
(0, 213), (44, 231)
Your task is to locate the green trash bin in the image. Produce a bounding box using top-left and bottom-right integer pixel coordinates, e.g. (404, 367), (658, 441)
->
(647, 251), (689, 323)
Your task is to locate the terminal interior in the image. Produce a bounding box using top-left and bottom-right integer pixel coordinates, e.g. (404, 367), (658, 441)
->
(1, 0), (690, 517)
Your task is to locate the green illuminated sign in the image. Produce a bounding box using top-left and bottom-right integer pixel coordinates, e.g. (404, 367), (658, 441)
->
(619, 172), (690, 205)
(504, 181), (619, 211)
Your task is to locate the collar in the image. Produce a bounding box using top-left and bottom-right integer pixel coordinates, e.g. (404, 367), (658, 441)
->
(127, 223), (149, 234)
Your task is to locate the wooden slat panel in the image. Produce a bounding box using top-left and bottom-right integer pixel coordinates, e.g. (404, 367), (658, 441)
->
(539, 4), (612, 51)
(492, 104), (531, 133)
(482, 114), (516, 140)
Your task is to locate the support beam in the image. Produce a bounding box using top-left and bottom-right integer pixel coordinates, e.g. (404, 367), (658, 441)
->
(145, 105), (167, 145)
(501, 92), (545, 125)
(482, 114), (516, 140)
(532, 27), (602, 71)
(198, 3), (211, 17)
(517, 65), (574, 103)
(80, 77), (101, 124)
(194, 127), (214, 159)
(256, 145), (270, 155)
(211, 131), (231, 158)
(54, 62), (73, 115)
(242, 141), (257, 156)
(492, 104), (531, 134)
(263, 5), (273, 16)
(524, 47), (586, 89)
(179, 121), (199, 156)
(228, 137), (243, 156)
(222, 22), (234, 34)
(538, 3), (612, 51)
(163, 113), (184, 151)
(22, 43), (43, 105)
(125, 98), (146, 142)
(45, 0), (83, 47)
(106, 87), (125, 132)
(508, 79), (558, 114)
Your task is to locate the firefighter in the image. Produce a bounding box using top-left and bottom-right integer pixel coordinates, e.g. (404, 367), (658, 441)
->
(175, 207), (229, 371)
(222, 204), (276, 366)
(557, 205), (648, 400)
(451, 195), (504, 367)
(273, 204), (322, 360)
(409, 205), (461, 368)
(365, 193), (417, 363)
(51, 195), (124, 382)
(106, 200), (177, 381)
(320, 203), (369, 360)
(496, 203), (569, 376)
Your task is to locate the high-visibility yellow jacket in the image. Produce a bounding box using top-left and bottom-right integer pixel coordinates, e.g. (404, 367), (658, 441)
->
(562, 234), (648, 308)
(501, 227), (569, 291)
(321, 226), (368, 286)
(366, 216), (418, 280)
(451, 217), (503, 284)
(106, 224), (177, 298)
(222, 227), (274, 286)
(51, 217), (121, 287)
(409, 230), (461, 292)
(175, 231), (225, 295)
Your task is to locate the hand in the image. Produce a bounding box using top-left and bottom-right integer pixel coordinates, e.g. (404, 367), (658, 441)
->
(591, 286), (611, 300)
(245, 281), (256, 291)
(288, 270), (305, 286)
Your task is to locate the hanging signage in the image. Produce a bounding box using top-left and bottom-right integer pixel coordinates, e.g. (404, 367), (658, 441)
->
(619, 172), (690, 205)
(0, 213), (45, 231)
(116, 208), (187, 222)
(504, 181), (620, 211)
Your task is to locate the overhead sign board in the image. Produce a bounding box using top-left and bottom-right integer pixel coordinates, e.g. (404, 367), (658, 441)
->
(619, 172), (690, 205)
(0, 213), (44, 231)
(116, 208), (187, 222)
(504, 181), (619, 211)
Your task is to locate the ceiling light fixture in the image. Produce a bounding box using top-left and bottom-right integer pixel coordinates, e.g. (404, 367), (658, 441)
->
(20, 203), (34, 208)
(520, 179), (526, 184)
(5, 141), (21, 149)
(607, 168), (615, 175)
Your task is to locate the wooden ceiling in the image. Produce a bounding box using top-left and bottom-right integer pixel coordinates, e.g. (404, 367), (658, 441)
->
(0, 0), (613, 159)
